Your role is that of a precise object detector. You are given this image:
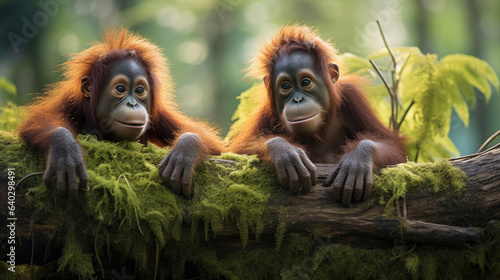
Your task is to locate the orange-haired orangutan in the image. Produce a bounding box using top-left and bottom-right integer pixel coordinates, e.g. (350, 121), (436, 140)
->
(18, 28), (222, 198)
(228, 25), (406, 206)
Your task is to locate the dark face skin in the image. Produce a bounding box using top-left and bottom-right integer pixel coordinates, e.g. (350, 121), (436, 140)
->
(94, 58), (151, 141)
(264, 49), (342, 196)
(271, 50), (332, 136)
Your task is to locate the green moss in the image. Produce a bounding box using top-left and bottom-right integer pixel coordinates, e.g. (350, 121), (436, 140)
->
(58, 228), (95, 280)
(2, 130), (500, 280)
(194, 224), (500, 280)
(0, 103), (26, 132)
(0, 131), (279, 279)
(374, 159), (468, 217)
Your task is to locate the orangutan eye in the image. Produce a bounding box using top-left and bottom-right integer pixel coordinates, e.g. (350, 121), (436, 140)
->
(281, 82), (292, 90)
(135, 87), (145, 94)
(302, 79), (311, 87)
(116, 85), (126, 93)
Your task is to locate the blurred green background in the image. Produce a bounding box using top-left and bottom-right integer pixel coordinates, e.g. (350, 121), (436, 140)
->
(0, 0), (499, 156)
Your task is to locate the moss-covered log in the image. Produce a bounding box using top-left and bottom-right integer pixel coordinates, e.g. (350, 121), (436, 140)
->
(1, 131), (500, 279)
(3, 145), (497, 249)
(213, 145), (500, 249)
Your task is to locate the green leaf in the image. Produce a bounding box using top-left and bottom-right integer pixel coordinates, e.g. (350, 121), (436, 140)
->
(440, 54), (500, 103)
(398, 53), (434, 105)
(439, 66), (477, 107)
(229, 47), (499, 163)
(443, 76), (470, 127)
(400, 54), (453, 141)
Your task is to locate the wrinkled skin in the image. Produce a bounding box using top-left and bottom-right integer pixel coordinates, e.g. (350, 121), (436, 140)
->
(44, 128), (88, 197)
(265, 50), (334, 195)
(88, 58), (151, 142)
(323, 140), (377, 206)
(158, 132), (205, 199)
(271, 50), (333, 136)
(266, 137), (317, 194)
(267, 49), (380, 205)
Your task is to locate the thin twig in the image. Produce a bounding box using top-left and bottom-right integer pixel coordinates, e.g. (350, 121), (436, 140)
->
(394, 54), (412, 113)
(16, 172), (44, 188)
(477, 129), (500, 153)
(398, 100), (415, 128)
(370, 60), (393, 95)
(370, 59), (397, 129)
(414, 147), (420, 162)
(377, 20), (398, 95)
(376, 20), (400, 131)
(377, 20), (397, 67)
(399, 53), (412, 76)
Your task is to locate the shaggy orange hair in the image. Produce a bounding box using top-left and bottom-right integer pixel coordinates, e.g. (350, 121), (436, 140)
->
(246, 25), (341, 80)
(18, 27), (222, 154)
(229, 25), (345, 156)
(228, 25), (405, 167)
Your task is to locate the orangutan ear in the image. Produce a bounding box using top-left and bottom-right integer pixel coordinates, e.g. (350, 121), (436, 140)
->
(263, 75), (270, 87)
(328, 63), (339, 83)
(81, 76), (91, 98)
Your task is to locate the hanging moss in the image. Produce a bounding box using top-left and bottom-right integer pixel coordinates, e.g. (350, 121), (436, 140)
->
(1, 130), (500, 280)
(373, 159), (468, 217)
(0, 131), (279, 279)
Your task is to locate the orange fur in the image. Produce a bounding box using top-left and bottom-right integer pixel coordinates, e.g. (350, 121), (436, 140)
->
(246, 25), (340, 81)
(228, 25), (406, 168)
(229, 25), (342, 157)
(18, 27), (222, 155)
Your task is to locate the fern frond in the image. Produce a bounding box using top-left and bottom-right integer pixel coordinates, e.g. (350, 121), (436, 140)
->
(439, 66), (477, 108)
(369, 49), (499, 161)
(442, 75), (470, 127)
(228, 46), (499, 163)
(440, 54), (500, 103)
(400, 55), (452, 140)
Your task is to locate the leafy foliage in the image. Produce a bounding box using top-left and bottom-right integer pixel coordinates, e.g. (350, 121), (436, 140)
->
(0, 77), (17, 106)
(226, 83), (263, 141)
(0, 78), (24, 132)
(229, 49), (499, 161)
(343, 47), (499, 161)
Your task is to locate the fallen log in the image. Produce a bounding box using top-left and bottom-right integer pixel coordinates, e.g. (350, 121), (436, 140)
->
(211, 144), (500, 249)
(1, 131), (499, 279)
(1, 144), (499, 254)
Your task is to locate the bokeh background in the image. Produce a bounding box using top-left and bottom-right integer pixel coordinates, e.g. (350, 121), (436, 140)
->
(0, 0), (499, 156)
